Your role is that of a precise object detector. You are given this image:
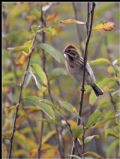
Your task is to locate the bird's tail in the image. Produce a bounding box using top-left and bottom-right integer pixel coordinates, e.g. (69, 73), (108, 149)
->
(92, 84), (103, 96)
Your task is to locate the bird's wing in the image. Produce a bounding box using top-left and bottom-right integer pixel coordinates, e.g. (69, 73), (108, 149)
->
(77, 57), (96, 82)
(86, 63), (96, 82)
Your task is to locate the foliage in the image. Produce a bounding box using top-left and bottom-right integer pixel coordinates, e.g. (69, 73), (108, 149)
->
(2, 2), (119, 159)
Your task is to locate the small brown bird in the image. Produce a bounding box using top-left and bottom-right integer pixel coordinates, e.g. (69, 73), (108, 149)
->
(64, 44), (103, 96)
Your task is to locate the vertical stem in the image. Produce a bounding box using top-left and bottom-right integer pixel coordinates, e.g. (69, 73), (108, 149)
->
(71, 2), (96, 157)
(86, 2), (90, 35)
(38, 6), (64, 159)
(37, 7), (46, 159)
(10, 53), (39, 144)
(82, 123), (85, 158)
(8, 35), (37, 159)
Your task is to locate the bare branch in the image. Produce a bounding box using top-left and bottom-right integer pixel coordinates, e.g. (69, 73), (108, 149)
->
(86, 2), (90, 35)
(37, 6), (46, 159)
(71, 2), (96, 158)
(37, 5), (64, 159)
(8, 34), (37, 159)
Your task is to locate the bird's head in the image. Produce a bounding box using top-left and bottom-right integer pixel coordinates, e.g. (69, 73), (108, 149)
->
(64, 45), (79, 61)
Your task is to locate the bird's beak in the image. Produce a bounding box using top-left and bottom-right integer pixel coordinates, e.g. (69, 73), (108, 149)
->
(64, 53), (67, 58)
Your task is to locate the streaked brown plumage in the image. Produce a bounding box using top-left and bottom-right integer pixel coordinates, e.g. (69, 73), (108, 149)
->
(64, 45), (103, 96)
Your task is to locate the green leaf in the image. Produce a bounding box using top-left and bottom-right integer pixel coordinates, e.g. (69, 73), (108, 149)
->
(84, 151), (101, 159)
(86, 109), (102, 128)
(23, 71), (32, 88)
(89, 90), (97, 105)
(89, 58), (110, 66)
(43, 26), (57, 35)
(15, 131), (37, 151)
(67, 155), (82, 159)
(107, 139), (119, 155)
(97, 94), (111, 108)
(49, 68), (67, 80)
(39, 43), (64, 63)
(90, 77), (118, 105)
(24, 105), (42, 111)
(98, 77), (118, 91)
(42, 130), (56, 144)
(57, 99), (76, 113)
(106, 128), (119, 139)
(31, 64), (47, 88)
(8, 40), (33, 54)
(72, 125), (83, 138)
(85, 135), (99, 144)
(24, 96), (55, 119)
(31, 25), (39, 33)
(38, 102), (55, 120)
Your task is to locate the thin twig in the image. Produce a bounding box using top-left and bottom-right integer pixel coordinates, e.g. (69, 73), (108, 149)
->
(37, 7), (46, 159)
(72, 2), (84, 55)
(37, 114), (44, 158)
(82, 122), (85, 158)
(8, 34), (37, 159)
(10, 52), (39, 144)
(86, 2), (90, 35)
(71, 2), (96, 157)
(44, 51), (64, 159)
(78, 0), (95, 129)
(109, 92), (116, 112)
(37, 6), (64, 159)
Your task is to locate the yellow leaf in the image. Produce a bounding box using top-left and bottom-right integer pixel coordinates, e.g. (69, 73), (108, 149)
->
(68, 119), (77, 129)
(60, 19), (85, 24)
(42, 144), (58, 158)
(93, 22), (115, 32)
(15, 51), (29, 66)
(47, 12), (58, 22)
(103, 22), (115, 31)
(15, 131), (37, 150)
(29, 148), (37, 158)
(29, 144), (58, 158)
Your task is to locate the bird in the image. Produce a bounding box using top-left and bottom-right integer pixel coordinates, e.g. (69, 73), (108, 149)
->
(64, 44), (103, 96)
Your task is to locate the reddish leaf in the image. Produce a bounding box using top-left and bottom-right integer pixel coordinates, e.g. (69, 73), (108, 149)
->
(47, 12), (58, 22)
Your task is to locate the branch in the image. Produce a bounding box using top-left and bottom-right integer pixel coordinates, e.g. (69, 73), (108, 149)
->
(8, 34), (37, 159)
(10, 56), (38, 144)
(37, 6), (64, 159)
(86, 2), (90, 35)
(37, 7), (46, 159)
(71, 2), (96, 157)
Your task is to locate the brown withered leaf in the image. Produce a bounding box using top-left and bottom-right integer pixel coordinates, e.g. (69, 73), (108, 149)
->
(103, 22), (115, 31)
(47, 12), (58, 22)
(93, 22), (115, 32)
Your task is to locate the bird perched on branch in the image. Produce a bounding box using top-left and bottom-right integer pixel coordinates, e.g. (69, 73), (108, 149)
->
(64, 44), (103, 96)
